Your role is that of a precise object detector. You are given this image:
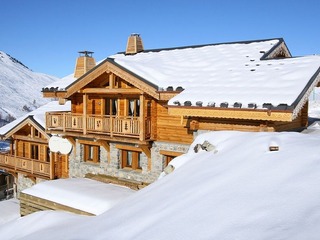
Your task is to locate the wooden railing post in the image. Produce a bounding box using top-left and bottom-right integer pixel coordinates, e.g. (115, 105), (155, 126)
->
(14, 140), (17, 171)
(63, 113), (66, 132)
(110, 116), (113, 137)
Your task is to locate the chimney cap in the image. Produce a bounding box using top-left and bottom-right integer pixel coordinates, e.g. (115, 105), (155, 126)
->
(126, 34), (144, 55)
(78, 51), (94, 57)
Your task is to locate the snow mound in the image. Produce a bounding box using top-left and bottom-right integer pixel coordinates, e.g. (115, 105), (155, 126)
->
(1, 131), (320, 240)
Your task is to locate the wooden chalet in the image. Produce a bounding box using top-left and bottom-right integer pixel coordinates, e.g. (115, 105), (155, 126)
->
(41, 34), (320, 184)
(0, 102), (71, 193)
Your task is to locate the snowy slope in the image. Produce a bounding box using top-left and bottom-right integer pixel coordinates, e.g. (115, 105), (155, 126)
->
(1, 130), (320, 239)
(0, 51), (58, 122)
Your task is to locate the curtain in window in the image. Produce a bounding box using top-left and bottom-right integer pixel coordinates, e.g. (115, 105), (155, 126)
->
(129, 100), (134, 116)
(127, 151), (132, 166)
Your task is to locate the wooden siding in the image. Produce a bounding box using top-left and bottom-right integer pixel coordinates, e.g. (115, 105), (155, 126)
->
(156, 103), (194, 144)
(168, 106), (293, 122)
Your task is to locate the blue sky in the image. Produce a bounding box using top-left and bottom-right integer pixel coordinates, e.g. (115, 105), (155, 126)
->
(1, 0), (320, 78)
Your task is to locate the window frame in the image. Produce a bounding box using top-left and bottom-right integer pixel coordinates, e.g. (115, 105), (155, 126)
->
(127, 99), (140, 117)
(30, 144), (39, 160)
(83, 144), (100, 163)
(121, 150), (142, 170)
(159, 150), (184, 168)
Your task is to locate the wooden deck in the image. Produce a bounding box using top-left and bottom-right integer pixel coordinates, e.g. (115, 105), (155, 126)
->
(0, 154), (54, 180)
(46, 112), (151, 140)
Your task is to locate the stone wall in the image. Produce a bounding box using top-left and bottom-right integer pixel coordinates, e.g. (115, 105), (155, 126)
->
(68, 140), (190, 184)
(16, 173), (46, 197)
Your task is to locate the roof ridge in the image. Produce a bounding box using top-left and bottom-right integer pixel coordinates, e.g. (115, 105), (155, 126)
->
(117, 38), (284, 54)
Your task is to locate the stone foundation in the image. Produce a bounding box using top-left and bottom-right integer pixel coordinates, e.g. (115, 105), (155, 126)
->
(68, 140), (190, 184)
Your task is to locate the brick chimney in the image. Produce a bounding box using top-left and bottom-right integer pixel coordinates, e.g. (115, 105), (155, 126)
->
(74, 51), (96, 78)
(125, 34), (144, 55)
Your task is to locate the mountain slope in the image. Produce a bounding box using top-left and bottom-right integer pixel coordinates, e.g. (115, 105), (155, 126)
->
(0, 51), (58, 124)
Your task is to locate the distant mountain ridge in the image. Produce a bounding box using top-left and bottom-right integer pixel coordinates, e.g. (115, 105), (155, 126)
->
(0, 51), (58, 126)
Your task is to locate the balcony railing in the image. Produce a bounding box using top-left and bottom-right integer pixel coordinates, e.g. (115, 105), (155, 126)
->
(0, 154), (54, 179)
(46, 112), (151, 140)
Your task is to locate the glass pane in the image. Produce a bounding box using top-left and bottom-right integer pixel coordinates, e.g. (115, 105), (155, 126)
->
(112, 99), (117, 115)
(89, 146), (94, 160)
(129, 100), (134, 116)
(127, 151), (132, 166)
(138, 152), (142, 169)
(135, 100), (140, 117)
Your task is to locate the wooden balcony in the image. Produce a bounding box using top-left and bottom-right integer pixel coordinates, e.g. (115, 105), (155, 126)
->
(46, 112), (152, 141)
(0, 154), (54, 180)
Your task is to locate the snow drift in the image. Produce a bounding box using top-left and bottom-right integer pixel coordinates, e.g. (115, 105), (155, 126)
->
(1, 130), (320, 239)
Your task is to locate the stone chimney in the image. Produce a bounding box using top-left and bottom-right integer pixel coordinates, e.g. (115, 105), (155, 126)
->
(74, 51), (96, 78)
(125, 34), (144, 55)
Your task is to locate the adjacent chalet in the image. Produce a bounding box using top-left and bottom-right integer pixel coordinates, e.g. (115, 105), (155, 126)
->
(40, 34), (320, 184)
(0, 102), (71, 192)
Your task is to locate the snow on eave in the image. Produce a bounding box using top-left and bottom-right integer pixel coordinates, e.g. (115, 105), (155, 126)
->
(261, 39), (292, 59)
(43, 59), (107, 94)
(291, 67), (320, 119)
(106, 58), (159, 90)
(0, 101), (71, 139)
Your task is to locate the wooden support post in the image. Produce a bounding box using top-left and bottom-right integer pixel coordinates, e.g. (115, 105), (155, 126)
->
(49, 152), (55, 180)
(97, 140), (111, 163)
(139, 94), (145, 141)
(109, 73), (114, 89)
(83, 94), (87, 135)
(63, 112), (66, 132)
(66, 137), (76, 156)
(140, 144), (151, 171)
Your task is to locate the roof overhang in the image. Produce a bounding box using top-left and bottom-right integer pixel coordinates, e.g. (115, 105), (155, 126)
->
(167, 106), (293, 122)
(1, 117), (50, 140)
(42, 59), (160, 99)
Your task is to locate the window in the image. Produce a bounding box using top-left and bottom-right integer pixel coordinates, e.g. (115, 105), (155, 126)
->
(121, 150), (142, 170)
(31, 144), (39, 160)
(46, 147), (50, 162)
(104, 98), (118, 116)
(83, 145), (100, 163)
(159, 150), (184, 168)
(128, 99), (140, 117)
(164, 155), (175, 167)
(34, 128), (40, 138)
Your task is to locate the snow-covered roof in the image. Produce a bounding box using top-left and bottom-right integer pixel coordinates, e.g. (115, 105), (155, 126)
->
(0, 101), (71, 138)
(22, 178), (135, 215)
(42, 38), (320, 114)
(110, 39), (320, 110)
(44, 73), (76, 90)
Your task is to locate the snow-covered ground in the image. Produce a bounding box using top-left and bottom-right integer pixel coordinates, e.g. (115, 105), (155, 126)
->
(0, 97), (319, 239)
(0, 199), (20, 225)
